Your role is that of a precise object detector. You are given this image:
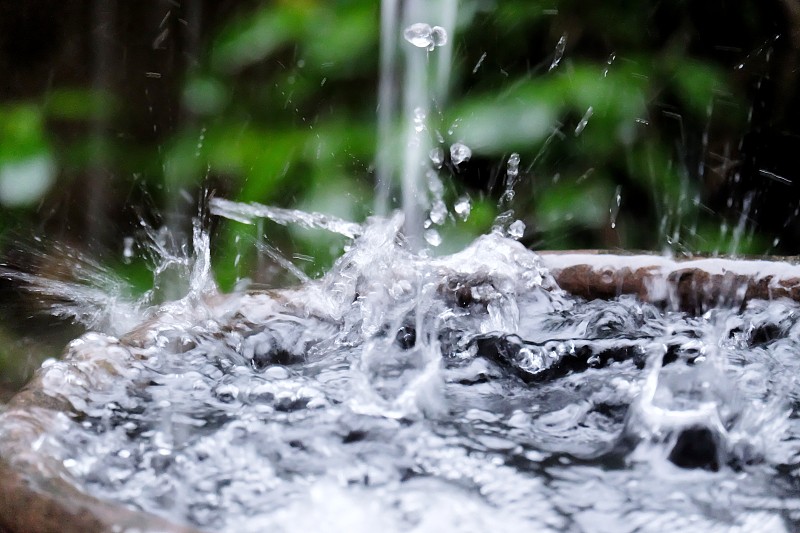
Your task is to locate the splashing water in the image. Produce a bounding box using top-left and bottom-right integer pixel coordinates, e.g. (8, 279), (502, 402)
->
(454, 195), (472, 221)
(3, 6), (800, 533)
(449, 142), (472, 166)
(403, 22), (448, 52)
(3, 200), (800, 532)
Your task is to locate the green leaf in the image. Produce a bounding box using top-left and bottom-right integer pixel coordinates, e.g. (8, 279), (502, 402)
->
(44, 88), (118, 121)
(0, 104), (56, 207)
(211, 5), (310, 72)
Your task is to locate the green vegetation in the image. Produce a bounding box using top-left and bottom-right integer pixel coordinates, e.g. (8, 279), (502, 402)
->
(0, 1), (794, 382)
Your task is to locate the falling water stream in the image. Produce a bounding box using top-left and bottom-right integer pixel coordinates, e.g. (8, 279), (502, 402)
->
(3, 4), (800, 533)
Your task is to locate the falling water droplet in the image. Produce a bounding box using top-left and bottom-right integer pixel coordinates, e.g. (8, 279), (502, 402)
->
(508, 220), (526, 240)
(431, 26), (448, 48)
(404, 23), (433, 48)
(424, 228), (442, 246)
(427, 170), (444, 196)
(413, 107), (427, 133)
(447, 118), (461, 135)
(429, 147), (444, 168)
(454, 196), (472, 221)
(450, 143), (472, 166)
(122, 237), (134, 264)
(472, 52), (487, 74)
(575, 106), (594, 136)
(195, 127), (206, 156)
(603, 53), (616, 77)
(549, 33), (567, 71)
(429, 200), (447, 225)
(404, 23), (447, 51)
(507, 152), (520, 179)
(610, 185), (622, 229)
(502, 153), (522, 204)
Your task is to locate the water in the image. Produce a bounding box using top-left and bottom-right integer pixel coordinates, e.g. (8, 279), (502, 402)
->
(403, 23), (448, 51)
(3, 6), (800, 533)
(4, 204), (800, 532)
(449, 142), (472, 166)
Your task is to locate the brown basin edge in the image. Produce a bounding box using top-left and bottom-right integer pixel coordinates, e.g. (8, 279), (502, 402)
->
(539, 250), (800, 313)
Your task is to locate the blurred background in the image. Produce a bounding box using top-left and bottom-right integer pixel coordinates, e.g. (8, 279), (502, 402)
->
(2, 0), (800, 394)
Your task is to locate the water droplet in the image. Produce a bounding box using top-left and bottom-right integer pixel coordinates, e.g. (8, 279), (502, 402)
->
(123, 237), (135, 264)
(549, 33), (567, 71)
(610, 185), (622, 229)
(430, 199), (447, 225)
(413, 107), (427, 133)
(424, 228), (442, 246)
(501, 190), (516, 204)
(603, 53), (616, 77)
(575, 106), (594, 136)
(508, 220), (526, 240)
(404, 23), (447, 51)
(429, 147), (444, 168)
(404, 23), (432, 48)
(450, 143), (472, 166)
(431, 26), (448, 47)
(454, 196), (472, 221)
(507, 152), (520, 179)
(427, 170), (444, 196)
(501, 153), (522, 207)
(447, 118), (461, 135)
(472, 52), (487, 74)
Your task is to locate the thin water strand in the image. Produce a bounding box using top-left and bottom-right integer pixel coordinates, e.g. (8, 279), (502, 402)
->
(210, 198), (363, 239)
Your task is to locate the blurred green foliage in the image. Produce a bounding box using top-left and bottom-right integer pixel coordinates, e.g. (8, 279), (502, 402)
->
(0, 0), (787, 295)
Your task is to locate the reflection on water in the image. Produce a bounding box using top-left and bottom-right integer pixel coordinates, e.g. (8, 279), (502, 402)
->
(6, 204), (800, 532)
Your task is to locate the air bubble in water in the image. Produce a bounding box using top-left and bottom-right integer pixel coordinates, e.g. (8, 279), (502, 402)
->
(450, 143), (472, 166)
(429, 147), (444, 168)
(424, 228), (442, 246)
(454, 196), (472, 221)
(404, 23), (448, 52)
